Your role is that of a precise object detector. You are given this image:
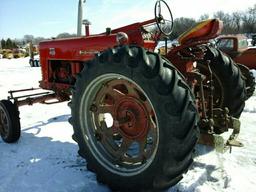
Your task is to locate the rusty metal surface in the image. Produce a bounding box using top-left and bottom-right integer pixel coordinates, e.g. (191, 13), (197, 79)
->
(217, 35), (256, 69)
(7, 88), (70, 107)
(234, 48), (256, 69)
(89, 78), (157, 164)
(198, 108), (243, 153)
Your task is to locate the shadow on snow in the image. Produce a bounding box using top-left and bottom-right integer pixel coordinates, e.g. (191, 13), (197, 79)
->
(0, 115), (110, 192)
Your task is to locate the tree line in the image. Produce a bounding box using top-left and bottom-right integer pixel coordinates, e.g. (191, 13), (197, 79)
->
(1, 3), (255, 49)
(1, 33), (77, 49)
(170, 4), (256, 39)
(1, 39), (18, 49)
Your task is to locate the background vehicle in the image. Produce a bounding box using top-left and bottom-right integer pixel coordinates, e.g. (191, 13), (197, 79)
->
(12, 48), (26, 58)
(1, 49), (14, 59)
(216, 34), (256, 69)
(0, 0), (251, 191)
(251, 34), (256, 46)
(216, 34), (256, 98)
(27, 42), (40, 67)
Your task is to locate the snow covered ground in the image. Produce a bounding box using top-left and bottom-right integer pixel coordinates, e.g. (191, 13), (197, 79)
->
(0, 57), (255, 192)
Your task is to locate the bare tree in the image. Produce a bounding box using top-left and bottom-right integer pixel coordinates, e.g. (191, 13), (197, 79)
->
(231, 11), (243, 33)
(241, 4), (256, 33)
(214, 11), (234, 34)
(34, 37), (47, 44)
(170, 17), (196, 39)
(23, 35), (35, 44)
(56, 32), (77, 39)
(199, 14), (209, 21)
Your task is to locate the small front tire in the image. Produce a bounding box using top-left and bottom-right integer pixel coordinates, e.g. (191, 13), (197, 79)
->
(0, 100), (21, 143)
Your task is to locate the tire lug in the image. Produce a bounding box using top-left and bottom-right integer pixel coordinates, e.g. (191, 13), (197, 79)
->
(90, 104), (98, 112)
(141, 155), (147, 164)
(95, 132), (102, 141)
(103, 83), (109, 88)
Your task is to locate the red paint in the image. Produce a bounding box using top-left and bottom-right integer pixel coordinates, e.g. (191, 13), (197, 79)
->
(39, 19), (158, 92)
(217, 35), (256, 69)
(114, 97), (149, 140)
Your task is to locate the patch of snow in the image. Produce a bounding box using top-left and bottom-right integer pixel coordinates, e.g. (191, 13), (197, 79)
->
(251, 69), (256, 78)
(34, 54), (40, 60)
(0, 57), (256, 192)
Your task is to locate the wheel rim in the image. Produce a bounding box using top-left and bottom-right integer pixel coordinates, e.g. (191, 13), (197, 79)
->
(0, 105), (9, 138)
(79, 74), (159, 176)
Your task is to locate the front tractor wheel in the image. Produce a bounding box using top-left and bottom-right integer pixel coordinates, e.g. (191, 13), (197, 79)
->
(70, 46), (199, 191)
(0, 100), (21, 143)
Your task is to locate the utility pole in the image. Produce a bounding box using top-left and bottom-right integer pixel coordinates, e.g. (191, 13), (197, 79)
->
(77, 0), (86, 36)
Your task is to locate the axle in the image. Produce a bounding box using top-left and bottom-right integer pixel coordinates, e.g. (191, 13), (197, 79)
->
(7, 88), (70, 107)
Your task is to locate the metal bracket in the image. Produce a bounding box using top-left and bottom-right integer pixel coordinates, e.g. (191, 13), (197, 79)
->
(198, 108), (243, 153)
(225, 116), (244, 150)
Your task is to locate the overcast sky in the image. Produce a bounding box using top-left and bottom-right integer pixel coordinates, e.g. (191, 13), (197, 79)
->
(0, 0), (255, 39)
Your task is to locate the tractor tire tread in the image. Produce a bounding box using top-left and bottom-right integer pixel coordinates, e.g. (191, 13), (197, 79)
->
(0, 100), (21, 143)
(70, 45), (199, 191)
(201, 46), (246, 118)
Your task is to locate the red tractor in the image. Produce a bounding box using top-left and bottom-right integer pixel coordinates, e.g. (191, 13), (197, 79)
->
(0, 1), (252, 191)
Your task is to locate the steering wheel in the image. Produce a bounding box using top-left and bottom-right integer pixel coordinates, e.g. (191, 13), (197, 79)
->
(154, 0), (174, 36)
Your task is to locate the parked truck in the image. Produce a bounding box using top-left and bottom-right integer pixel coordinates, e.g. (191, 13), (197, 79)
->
(216, 34), (255, 98)
(216, 34), (256, 69)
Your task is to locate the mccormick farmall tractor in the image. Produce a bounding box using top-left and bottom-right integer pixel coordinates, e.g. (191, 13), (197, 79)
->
(0, 0), (253, 191)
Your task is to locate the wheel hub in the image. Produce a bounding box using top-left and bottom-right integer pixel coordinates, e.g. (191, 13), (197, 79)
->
(114, 97), (149, 140)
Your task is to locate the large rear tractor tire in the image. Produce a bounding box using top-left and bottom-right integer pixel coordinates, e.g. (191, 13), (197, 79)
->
(0, 100), (21, 143)
(237, 64), (255, 100)
(69, 46), (199, 191)
(198, 46), (246, 118)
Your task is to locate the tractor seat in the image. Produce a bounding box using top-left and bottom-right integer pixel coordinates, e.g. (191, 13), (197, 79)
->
(178, 19), (223, 45)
